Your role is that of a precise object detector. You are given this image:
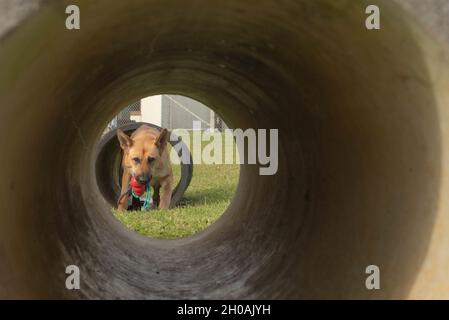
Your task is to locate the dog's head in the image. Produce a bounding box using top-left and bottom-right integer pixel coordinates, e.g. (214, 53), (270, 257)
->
(117, 128), (169, 184)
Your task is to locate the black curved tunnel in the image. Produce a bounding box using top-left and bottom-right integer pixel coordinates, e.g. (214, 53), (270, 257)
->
(0, 0), (449, 299)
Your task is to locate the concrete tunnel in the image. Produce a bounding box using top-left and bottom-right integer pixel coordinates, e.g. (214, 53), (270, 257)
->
(1, 0), (449, 299)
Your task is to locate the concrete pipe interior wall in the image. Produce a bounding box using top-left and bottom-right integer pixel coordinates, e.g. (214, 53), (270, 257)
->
(1, 0), (449, 299)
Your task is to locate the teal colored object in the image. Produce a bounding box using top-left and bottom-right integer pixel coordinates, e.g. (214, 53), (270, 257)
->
(131, 184), (152, 210)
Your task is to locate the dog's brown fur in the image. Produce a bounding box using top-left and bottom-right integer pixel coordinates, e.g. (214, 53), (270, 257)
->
(117, 125), (173, 210)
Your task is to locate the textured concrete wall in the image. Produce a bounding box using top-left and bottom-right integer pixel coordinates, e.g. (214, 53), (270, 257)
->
(0, 0), (40, 37)
(397, 0), (449, 45)
(2, 1), (449, 44)
(1, 0), (449, 299)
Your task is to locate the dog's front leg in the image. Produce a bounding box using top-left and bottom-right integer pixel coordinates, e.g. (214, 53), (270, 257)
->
(152, 185), (161, 207)
(159, 178), (173, 209)
(118, 169), (131, 211)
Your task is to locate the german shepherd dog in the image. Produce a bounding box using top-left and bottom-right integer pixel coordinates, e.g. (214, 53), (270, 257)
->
(117, 125), (173, 210)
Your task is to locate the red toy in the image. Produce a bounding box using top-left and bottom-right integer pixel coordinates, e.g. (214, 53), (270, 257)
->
(130, 176), (146, 196)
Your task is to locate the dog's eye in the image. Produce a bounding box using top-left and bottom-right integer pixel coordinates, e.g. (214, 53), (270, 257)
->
(148, 157), (156, 163)
(132, 157), (141, 164)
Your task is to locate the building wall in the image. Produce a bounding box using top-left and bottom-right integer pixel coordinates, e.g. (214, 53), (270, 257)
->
(161, 95), (212, 130)
(141, 95), (162, 126)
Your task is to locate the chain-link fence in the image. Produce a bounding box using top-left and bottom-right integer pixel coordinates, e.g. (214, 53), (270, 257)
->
(103, 101), (141, 135)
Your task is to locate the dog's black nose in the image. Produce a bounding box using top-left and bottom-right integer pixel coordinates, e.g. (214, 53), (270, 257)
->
(137, 175), (150, 184)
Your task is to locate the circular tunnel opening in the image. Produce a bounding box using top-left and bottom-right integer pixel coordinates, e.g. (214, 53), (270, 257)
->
(0, 0), (448, 299)
(96, 94), (240, 240)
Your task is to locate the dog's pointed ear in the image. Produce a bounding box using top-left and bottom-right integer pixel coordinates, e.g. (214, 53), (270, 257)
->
(117, 129), (133, 150)
(155, 128), (169, 151)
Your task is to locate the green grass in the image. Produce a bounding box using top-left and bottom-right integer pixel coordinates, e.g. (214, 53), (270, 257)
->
(113, 132), (239, 239)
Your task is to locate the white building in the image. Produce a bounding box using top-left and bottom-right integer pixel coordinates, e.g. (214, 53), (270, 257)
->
(114, 94), (224, 131)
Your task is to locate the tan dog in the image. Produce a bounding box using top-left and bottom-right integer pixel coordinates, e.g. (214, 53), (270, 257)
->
(117, 125), (173, 210)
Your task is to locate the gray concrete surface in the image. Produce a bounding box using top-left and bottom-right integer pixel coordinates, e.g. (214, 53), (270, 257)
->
(0, 0), (449, 299)
(397, 0), (449, 45)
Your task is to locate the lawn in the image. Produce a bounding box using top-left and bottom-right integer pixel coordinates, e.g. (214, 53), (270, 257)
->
(112, 132), (239, 239)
